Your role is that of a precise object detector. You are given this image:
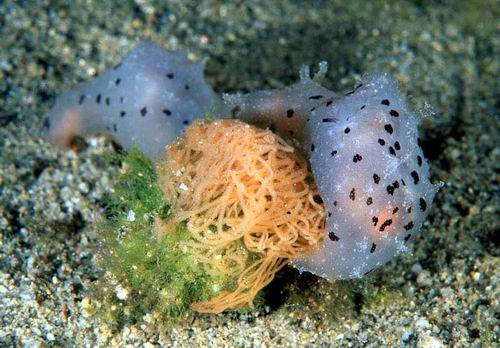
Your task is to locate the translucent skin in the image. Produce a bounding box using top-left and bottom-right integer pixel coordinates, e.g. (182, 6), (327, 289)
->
(44, 41), (222, 160)
(224, 62), (337, 141)
(293, 74), (441, 280)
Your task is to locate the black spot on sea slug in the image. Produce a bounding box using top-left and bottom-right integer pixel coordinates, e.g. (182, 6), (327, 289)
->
(333, 201), (338, 207)
(345, 90), (355, 96)
(78, 95), (85, 104)
(386, 185), (395, 195)
(230, 106), (241, 119)
(287, 109), (294, 118)
(381, 99), (390, 106)
(372, 216), (378, 226)
(384, 124), (393, 134)
(309, 95), (323, 100)
(366, 197), (373, 205)
(115, 78), (121, 86)
(373, 174), (380, 184)
(379, 219), (393, 232)
(328, 211), (332, 217)
(140, 107), (147, 117)
(417, 155), (423, 167)
(370, 243), (376, 253)
(331, 150), (338, 157)
(411, 170), (420, 184)
(120, 96), (124, 104)
(349, 188), (356, 201)
(392, 207), (399, 214)
(310, 144), (315, 152)
(419, 198), (427, 212)
(355, 83), (363, 89)
(390, 109), (399, 117)
(322, 118), (336, 123)
(378, 138), (385, 146)
(353, 154), (362, 162)
(113, 123), (117, 132)
(166, 73), (174, 79)
(326, 100), (333, 106)
(313, 195), (323, 204)
(183, 120), (190, 125)
(328, 232), (340, 242)
(105, 97), (110, 106)
(401, 179), (406, 186)
(344, 127), (351, 134)
(163, 109), (172, 116)
(389, 146), (396, 156)
(386, 180), (400, 195)
(360, 105), (366, 110)
(120, 111), (126, 117)
(96, 94), (101, 104)
(407, 206), (412, 213)
(404, 234), (412, 242)
(185, 84), (190, 90)
(404, 221), (415, 231)
(394, 141), (400, 151)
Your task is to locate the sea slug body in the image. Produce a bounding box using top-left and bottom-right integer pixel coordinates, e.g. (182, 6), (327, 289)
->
(43, 41), (222, 160)
(223, 69), (441, 280)
(295, 74), (441, 280)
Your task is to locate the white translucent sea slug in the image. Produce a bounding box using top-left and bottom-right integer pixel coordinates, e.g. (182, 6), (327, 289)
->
(43, 41), (222, 160)
(228, 68), (441, 280)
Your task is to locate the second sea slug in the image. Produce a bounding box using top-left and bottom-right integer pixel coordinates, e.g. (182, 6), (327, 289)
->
(43, 41), (223, 160)
(295, 74), (441, 280)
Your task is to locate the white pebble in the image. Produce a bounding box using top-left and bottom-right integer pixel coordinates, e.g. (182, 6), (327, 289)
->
(418, 335), (444, 348)
(415, 318), (430, 331)
(127, 210), (136, 222)
(115, 284), (129, 300)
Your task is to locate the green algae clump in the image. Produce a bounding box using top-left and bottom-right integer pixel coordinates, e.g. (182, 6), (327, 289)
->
(95, 146), (233, 327)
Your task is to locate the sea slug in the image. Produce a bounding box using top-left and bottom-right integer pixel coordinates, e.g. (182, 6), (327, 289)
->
(43, 41), (223, 160)
(298, 74), (441, 279)
(225, 69), (441, 280)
